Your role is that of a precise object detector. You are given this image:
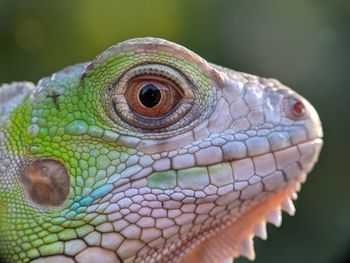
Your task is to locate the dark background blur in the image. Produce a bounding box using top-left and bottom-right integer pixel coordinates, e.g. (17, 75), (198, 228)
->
(0, 1), (349, 262)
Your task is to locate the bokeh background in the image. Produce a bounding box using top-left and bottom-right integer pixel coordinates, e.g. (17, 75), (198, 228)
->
(0, 0), (349, 262)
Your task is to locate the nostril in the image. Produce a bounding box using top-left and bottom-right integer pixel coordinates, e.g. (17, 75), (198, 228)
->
(291, 99), (305, 116)
(284, 95), (307, 120)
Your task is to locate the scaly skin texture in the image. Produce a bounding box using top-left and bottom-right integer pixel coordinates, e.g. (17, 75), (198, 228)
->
(0, 38), (323, 263)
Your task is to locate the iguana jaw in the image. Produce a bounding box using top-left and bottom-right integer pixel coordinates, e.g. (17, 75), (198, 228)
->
(178, 138), (323, 263)
(182, 180), (300, 263)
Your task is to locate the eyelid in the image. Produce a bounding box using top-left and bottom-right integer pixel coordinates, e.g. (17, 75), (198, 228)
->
(112, 64), (193, 99)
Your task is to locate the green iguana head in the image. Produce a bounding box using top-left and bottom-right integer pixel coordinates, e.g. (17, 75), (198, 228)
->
(0, 38), (323, 263)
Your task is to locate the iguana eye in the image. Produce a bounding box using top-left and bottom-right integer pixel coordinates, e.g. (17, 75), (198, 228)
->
(125, 78), (182, 118)
(108, 64), (195, 131)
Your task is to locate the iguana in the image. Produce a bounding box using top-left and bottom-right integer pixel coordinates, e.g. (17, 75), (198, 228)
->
(0, 38), (323, 263)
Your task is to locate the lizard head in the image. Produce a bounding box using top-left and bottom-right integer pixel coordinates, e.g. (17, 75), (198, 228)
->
(0, 38), (323, 262)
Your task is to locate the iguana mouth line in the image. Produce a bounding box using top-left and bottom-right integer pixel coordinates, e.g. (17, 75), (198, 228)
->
(109, 138), (322, 196)
(185, 137), (323, 169)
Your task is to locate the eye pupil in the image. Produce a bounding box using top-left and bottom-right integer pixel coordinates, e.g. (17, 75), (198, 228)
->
(139, 83), (161, 108)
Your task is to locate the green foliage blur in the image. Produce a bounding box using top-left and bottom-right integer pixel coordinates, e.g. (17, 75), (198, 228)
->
(0, 0), (349, 262)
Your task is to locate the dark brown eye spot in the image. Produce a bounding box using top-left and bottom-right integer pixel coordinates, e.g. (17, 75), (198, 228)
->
(22, 159), (70, 208)
(125, 78), (182, 118)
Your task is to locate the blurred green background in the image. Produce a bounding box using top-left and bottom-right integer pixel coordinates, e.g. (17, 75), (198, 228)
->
(0, 0), (349, 262)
